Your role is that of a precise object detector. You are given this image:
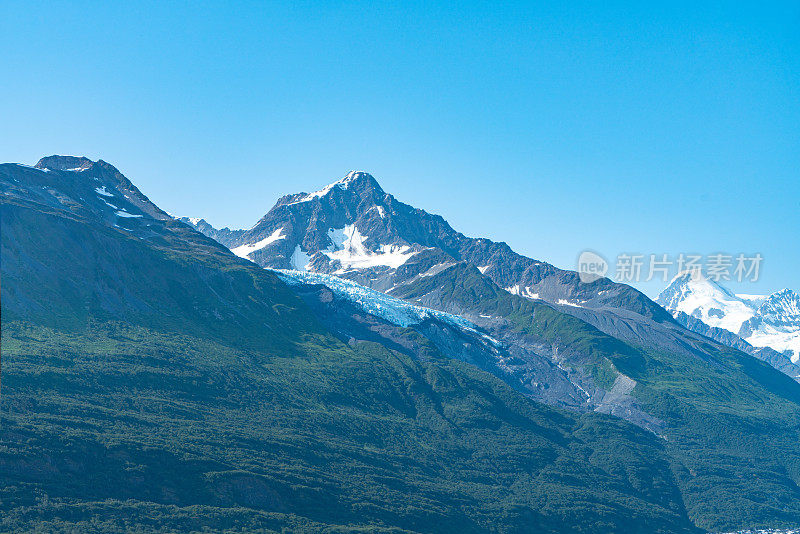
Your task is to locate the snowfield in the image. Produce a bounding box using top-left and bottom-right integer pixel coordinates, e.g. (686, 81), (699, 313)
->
(322, 225), (414, 272)
(231, 227), (286, 259)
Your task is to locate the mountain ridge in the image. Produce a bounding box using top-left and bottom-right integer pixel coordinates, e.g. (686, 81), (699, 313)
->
(181, 170), (672, 323)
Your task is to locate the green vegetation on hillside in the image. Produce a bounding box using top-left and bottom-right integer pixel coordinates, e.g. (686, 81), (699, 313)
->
(0, 322), (696, 533)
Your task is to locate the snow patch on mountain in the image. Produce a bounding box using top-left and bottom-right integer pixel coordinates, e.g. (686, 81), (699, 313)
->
(115, 210), (142, 218)
(94, 186), (113, 197)
(736, 294), (767, 307)
(506, 284), (540, 300)
(231, 227), (285, 259)
(419, 262), (456, 278)
(759, 289), (800, 320)
(322, 225), (414, 272)
(748, 329), (800, 363)
(368, 205), (386, 219)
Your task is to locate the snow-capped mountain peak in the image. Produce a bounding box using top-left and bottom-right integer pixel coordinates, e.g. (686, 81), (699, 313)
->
(285, 170), (384, 206)
(342, 170), (376, 186)
(758, 288), (800, 319)
(657, 271), (800, 362)
(657, 270), (756, 333)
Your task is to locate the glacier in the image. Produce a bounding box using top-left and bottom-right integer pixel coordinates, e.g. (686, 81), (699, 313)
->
(274, 268), (482, 333)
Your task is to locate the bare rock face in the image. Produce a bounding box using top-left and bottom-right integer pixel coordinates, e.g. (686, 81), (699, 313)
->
(35, 155), (95, 171)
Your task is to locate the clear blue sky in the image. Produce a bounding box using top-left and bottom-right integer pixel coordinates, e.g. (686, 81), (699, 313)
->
(2, 1), (798, 297)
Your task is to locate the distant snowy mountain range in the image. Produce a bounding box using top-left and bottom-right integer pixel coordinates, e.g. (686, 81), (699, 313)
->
(657, 270), (800, 364)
